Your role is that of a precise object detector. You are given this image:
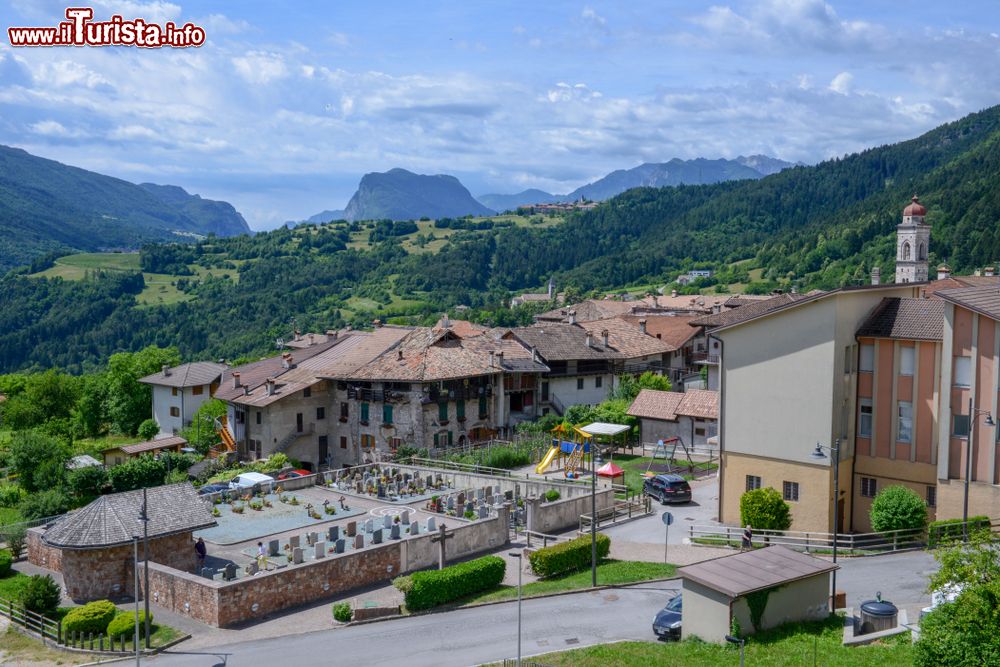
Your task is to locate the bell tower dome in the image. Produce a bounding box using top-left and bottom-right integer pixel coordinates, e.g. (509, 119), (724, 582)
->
(895, 195), (929, 283)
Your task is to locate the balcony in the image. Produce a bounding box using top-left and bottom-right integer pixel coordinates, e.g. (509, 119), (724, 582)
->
(692, 353), (720, 365)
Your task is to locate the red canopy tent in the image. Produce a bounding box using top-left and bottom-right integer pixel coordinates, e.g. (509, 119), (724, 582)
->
(596, 461), (625, 485)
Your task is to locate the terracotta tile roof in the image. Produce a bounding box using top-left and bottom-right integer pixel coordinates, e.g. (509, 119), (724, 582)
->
(576, 317), (675, 359)
(936, 285), (1000, 322)
(641, 294), (731, 312)
(855, 298), (944, 341)
(534, 299), (636, 322)
(723, 295), (775, 307)
(42, 483), (215, 550)
(627, 388), (718, 421)
(620, 314), (701, 350)
(139, 361), (227, 388)
(119, 435), (187, 455)
(679, 545), (837, 598)
(926, 275), (1000, 296)
(509, 323), (626, 362)
(433, 319), (488, 338)
(692, 293), (813, 328)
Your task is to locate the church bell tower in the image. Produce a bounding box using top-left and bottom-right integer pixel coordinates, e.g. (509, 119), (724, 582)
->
(895, 196), (930, 283)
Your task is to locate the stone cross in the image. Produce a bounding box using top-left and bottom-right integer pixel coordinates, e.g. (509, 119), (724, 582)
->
(430, 522), (456, 570)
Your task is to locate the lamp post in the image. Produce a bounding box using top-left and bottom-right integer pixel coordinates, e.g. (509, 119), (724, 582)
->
(132, 535), (140, 667)
(810, 439), (840, 610)
(139, 488), (151, 648)
(591, 437), (598, 588)
(963, 397), (995, 542)
(509, 551), (523, 667)
(725, 635), (745, 667)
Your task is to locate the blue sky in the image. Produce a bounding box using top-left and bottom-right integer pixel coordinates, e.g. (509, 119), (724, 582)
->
(1, 1), (999, 229)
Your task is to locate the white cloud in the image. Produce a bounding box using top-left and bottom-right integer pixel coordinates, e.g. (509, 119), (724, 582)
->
(231, 51), (288, 85)
(829, 71), (852, 94)
(92, 0), (182, 23)
(109, 124), (159, 141)
(30, 120), (77, 137)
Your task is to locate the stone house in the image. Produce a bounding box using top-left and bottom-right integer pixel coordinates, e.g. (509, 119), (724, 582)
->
(139, 361), (227, 435)
(627, 388), (719, 448)
(27, 483), (215, 601)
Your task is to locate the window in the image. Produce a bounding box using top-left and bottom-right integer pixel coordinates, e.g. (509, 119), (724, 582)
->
(902, 241), (911, 260)
(360, 434), (375, 450)
(746, 475), (761, 491)
(859, 344), (874, 372)
(340, 402), (349, 422)
(782, 481), (800, 502)
(479, 396), (488, 419)
(169, 407), (180, 417)
(577, 378), (584, 390)
(954, 356), (972, 387)
(595, 376), (603, 389)
(926, 485), (937, 508)
(695, 426), (706, 437)
(360, 402), (369, 424)
(953, 413), (970, 438)
(171, 387), (178, 397)
(303, 386), (312, 398)
(383, 404), (393, 425)
(900, 347), (915, 376)
(340, 436), (347, 450)
(192, 385), (204, 396)
(316, 406), (325, 420)
(433, 431), (453, 448)
(861, 477), (877, 498)
(897, 401), (913, 443)
(456, 401), (465, 421)
(389, 437), (402, 452)
(438, 401), (448, 423)
(919, 242), (926, 260)
(859, 399), (873, 438)
(256, 411), (261, 425)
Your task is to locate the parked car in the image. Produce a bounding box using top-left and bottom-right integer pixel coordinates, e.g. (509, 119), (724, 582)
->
(652, 593), (682, 639)
(277, 468), (313, 480)
(643, 474), (692, 504)
(228, 472), (275, 492)
(197, 482), (229, 496)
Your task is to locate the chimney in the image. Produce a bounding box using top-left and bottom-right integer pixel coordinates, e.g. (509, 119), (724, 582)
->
(294, 329), (301, 341)
(326, 330), (339, 342)
(265, 378), (276, 396)
(397, 349), (403, 361)
(921, 288), (928, 299)
(531, 346), (539, 363)
(871, 266), (881, 286)
(282, 353), (293, 369)
(489, 350), (495, 368)
(442, 313), (450, 329)
(937, 265), (951, 281)
(243, 385), (250, 396)
(638, 319), (647, 334)
(496, 351), (504, 367)
(232, 372), (241, 389)
(671, 289), (678, 298)
(601, 329), (609, 349)
(586, 332), (593, 348)
(161, 364), (170, 376)
(308, 333), (315, 345)
(568, 310), (577, 325)
(986, 266), (996, 278)
(372, 319), (382, 328)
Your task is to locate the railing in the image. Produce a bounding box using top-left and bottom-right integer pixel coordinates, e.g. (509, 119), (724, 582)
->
(0, 595), (60, 645)
(524, 530), (573, 548)
(405, 457), (514, 478)
(0, 514), (65, 546)
(272, 423), (315, 454)
(548, 392), (566, 416)
(687, 524), (926, 555)
(579, 497), (652, 533)
(692, 352), (720, 364)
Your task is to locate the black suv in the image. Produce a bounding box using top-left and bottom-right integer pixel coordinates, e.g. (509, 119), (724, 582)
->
(643, 474), (692, 504)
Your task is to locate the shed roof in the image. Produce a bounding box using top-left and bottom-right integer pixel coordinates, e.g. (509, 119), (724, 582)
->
(678, 545), (837, 598)
(139, 361), (227, 388)
(855, 298), (944, 341)
(118, 435), (187, 456)
(580, 422), (631, 436)
(42, 483), (215, 550)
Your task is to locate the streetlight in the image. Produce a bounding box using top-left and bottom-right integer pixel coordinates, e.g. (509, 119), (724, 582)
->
(509, 550), (523, 667)
(964, 398), (995, 542)
(132, 535), (140, 667)
(590, 437), (597, 588)
(725, 635), (745, 667)
(139, 488), (151, 648)
(809, 439), (840, 611)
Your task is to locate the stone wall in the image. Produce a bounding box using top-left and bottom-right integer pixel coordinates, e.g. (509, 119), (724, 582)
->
(524, 489), (616, 534)
(26, 528), (63, 573)
(386, 463), (607, 501)
(401, 506), (510, 571)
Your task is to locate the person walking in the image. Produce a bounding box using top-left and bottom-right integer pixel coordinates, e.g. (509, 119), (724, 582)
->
(195, 537), (207, 570)
(741, 524), (753, 551)
(257, 541), (267, 570)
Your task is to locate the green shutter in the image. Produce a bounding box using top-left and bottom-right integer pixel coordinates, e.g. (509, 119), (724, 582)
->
(456, 401), (465, 420)
(479, 396), (487, 417)
(361, 403), (369, 422)
(433, 433), (440, 448)
(439, 401), (448, 421)
(383, 404), (393, 424)
(447, 431), (453, 447)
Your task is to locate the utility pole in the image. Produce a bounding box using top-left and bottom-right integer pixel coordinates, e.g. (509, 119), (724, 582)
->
(140, 488), (151, 648)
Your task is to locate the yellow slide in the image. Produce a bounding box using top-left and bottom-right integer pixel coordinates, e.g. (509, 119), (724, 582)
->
(535, 446), (559, 474)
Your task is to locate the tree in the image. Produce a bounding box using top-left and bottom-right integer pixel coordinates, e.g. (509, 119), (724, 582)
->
(73, 373), (108, 438)
(869, 485), (928, 533)
(105, 346), (180, 435)
(18, 489), (70, 521)
(106, 455), (167, 492)
(137, 418), (160, 441)
(929, 529), (1000, 593)
(610, 371), (672, 402)
(179, 398), (227, 455)
(739, 487), (792, 531)
(67, 465), (108, 499)
(915, 579), (1000, 667)
(21, 575), (61, 615)
(8, 431), (68, 493)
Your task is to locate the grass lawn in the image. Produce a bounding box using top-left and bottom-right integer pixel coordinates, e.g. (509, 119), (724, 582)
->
(0, 571), (31, 601)
(612, 453), (718, 497)
(0, 627), (87, 666)
(482, 615), (913, 666)
(31, 252), (141, 280)
(0, 506), (24, 527)
(458, 560), (676, 606)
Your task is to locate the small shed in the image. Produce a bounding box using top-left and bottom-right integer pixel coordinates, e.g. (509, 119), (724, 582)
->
(103, 435), (187, 467)
(596, 461), (625, 485)
(678, 545), (837, 643)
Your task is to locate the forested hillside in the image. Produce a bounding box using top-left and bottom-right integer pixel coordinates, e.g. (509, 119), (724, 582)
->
(4, 105), (1000, 373)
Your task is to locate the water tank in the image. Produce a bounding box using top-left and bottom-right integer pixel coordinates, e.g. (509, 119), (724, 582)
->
(859, 596), (898, 634)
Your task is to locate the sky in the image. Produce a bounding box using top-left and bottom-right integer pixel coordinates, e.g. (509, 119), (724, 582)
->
(1, 1), (999, 229)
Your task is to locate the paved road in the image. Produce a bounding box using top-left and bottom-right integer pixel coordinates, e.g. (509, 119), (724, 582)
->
(599, 475), (720, 545)
(144, 581), (680, 667)
(836, 550), (936, 609)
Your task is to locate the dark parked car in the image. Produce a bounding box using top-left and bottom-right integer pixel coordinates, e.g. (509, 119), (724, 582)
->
(653, 593), (682, 639)
(643, 474), (692, 504)
(197, 482), (229, 496)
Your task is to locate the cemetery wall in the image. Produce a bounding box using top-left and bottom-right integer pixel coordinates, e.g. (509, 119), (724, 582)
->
(390, 464), (602, 500)
(401, 506), (510, 571)
(525, 488), (616, 534)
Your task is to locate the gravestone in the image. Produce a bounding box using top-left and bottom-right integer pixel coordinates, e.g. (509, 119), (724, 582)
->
(427, 517), (437, 532)
(447, 496), (456, 511)
(289, 535), (300, 549)
(248, 561), (259, 575)
(485, 485), (492, 496)
(457, 492), (466, 506)
(477, 488), (485, 500)
(307, 532), (318, 546)
(372, 529), (382, 545)
(401, 509), (411, 525)
(504, 490), (513, 501)
(354, 534), (365, 549)
(346, 521), (357, 537)
(335, 538), (345, 553)
(425, 475), (433, 487)
(223, 563), (237, 581)
(293, 547), (304, 564)
(486, 495), (494, 506)
(328, 526), (340, 542)
(355, 481), (364, 494)
(377, 481), (385, 498)
(465, 502), (474, 515)
(315, 541), (326, 559)
(201, 567), (213, 579)
(409, 521), (419, 535)
(268, 539), (280, 557)
(390, 524), (401, 539)
(478, 506), (489, 519)
(364, 519), (374, 533)
(383, 514), (392, 529)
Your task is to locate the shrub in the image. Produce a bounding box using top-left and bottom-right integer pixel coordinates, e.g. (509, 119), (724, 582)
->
(915, 579), (1000, 666)
(0, 549), (11, 577)
(4, 525), (27, 560)
(869, 485), (928, 533)
(18, 489), (70, 521)
(67, 465), (108, 499)
(63, 600), (118, 635)
(928, 516), (991, 547)
(394, 556), (505, 610)
(543, 489), (561, 502)
(332, 602), (352, 622)
(137, 419), (160, 441)
(107, 610), (153, 639)
(0, 484), (26, 508)
(528, 533), (611, 578)
(21, 574), (61, 615)
(739, 487), (792, 532)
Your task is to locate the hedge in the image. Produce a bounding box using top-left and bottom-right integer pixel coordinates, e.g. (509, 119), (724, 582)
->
(529, 533), (611, 578)
(394, 556), (505, 610)
(928, 516), (991, 547)
(332, 602), (352, 622)
(63, 600), (118, 636)
(0, 549), (11, 577)
(107, 610), (153, 639)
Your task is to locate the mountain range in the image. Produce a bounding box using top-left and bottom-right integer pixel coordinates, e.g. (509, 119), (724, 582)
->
(0, 145), (251, 273)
